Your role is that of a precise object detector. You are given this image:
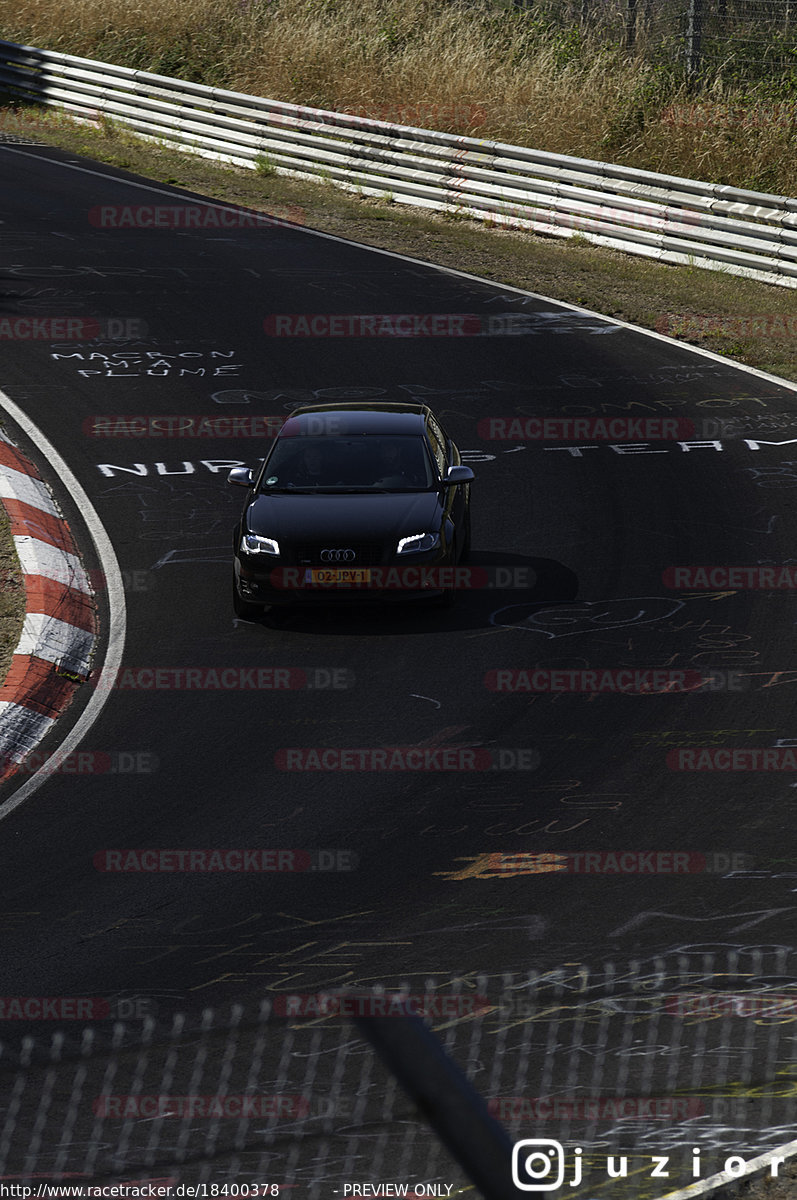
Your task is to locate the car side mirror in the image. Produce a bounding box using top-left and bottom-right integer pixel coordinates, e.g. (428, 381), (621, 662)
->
(443, 465), (475, 486)
(227, 467), (255, 488)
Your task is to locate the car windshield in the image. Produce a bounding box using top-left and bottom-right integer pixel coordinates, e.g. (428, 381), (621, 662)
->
(259, 435), (436, 492)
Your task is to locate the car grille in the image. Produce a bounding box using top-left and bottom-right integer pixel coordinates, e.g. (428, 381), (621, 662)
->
(292, 542), (386, 566)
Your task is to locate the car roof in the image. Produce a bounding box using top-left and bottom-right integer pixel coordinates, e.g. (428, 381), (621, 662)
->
(280, 403), (429, 437)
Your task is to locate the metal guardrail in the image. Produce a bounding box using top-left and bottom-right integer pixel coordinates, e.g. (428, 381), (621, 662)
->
(2, 954), (797, 1193)
(1, 37), (797, 289)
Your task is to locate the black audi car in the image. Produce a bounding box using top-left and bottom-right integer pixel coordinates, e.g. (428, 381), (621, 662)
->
(228, 403), (474, 615)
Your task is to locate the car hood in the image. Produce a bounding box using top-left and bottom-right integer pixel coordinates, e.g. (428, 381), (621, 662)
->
(245, 491), (444, 541)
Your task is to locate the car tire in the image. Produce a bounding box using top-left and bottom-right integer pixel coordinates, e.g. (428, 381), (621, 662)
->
(233, 576), (262, 621)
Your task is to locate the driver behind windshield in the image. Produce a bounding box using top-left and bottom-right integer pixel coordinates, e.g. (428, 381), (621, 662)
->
(263, 437), (429, 489)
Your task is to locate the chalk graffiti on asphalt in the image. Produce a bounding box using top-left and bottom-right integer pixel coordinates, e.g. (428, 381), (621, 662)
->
(53, 349), (243, 378)
(489, 597), (685, 638)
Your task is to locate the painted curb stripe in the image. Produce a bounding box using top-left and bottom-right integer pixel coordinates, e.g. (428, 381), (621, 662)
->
(24, 575), (97, 631)
(0, 465), (58, 515)
(5, 497), (78, 550)
(0, 433), (97, 783)
(0, 658), (80, 720)
(16, 613), (95, 674)
(13, 535), (91, 593)
(0, 438), (44, 475)
(0, 381), (125, 818)
(0, 701), (57, 759)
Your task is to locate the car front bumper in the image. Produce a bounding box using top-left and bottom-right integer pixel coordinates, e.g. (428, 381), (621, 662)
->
(235, 554), (465, 606)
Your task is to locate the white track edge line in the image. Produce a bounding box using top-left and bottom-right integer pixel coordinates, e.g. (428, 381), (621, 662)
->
(4, 143), (797, 398)
(0, 386), (127, 818)
(658, 1135), (797, 1199)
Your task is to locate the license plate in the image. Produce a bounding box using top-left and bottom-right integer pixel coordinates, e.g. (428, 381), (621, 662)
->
(304, 568), (372, 586)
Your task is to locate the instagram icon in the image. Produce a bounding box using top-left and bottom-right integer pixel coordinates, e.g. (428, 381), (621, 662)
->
(512, 1140), (577, 1190)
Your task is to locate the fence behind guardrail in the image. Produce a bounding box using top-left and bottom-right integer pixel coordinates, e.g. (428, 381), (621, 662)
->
(1, 951), (796, 1194)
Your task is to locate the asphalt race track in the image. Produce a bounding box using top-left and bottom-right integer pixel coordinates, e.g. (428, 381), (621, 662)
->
(2, 138), (797, 1194)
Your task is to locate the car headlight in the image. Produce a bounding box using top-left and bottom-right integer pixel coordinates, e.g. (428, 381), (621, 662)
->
(397, 532), (440, 554)
(240, 533), (280, 556)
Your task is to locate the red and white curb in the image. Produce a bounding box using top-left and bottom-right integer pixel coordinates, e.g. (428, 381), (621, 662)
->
(0, 428), (97, 783)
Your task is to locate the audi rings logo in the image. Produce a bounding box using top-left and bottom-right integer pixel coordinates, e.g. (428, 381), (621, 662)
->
(320, 549), (356, 562)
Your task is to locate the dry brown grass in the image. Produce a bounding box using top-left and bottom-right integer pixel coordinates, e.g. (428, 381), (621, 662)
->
(1, 0), (796, 194)
(0, 496), (25, 689)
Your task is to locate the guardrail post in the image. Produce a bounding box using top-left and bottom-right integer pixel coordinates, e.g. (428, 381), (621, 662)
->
(625, 0), (638, 48)
(686, 0), (703, 86)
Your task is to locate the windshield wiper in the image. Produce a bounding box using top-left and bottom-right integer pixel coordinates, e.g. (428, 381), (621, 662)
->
(328, 486), (430, 494)
(274, 486), (394, 494)
(259, 486), (324, 494)
(260, 485), (428, 495)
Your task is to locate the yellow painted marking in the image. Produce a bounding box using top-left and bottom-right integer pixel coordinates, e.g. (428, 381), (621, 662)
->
(434, 852), (570, 879)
